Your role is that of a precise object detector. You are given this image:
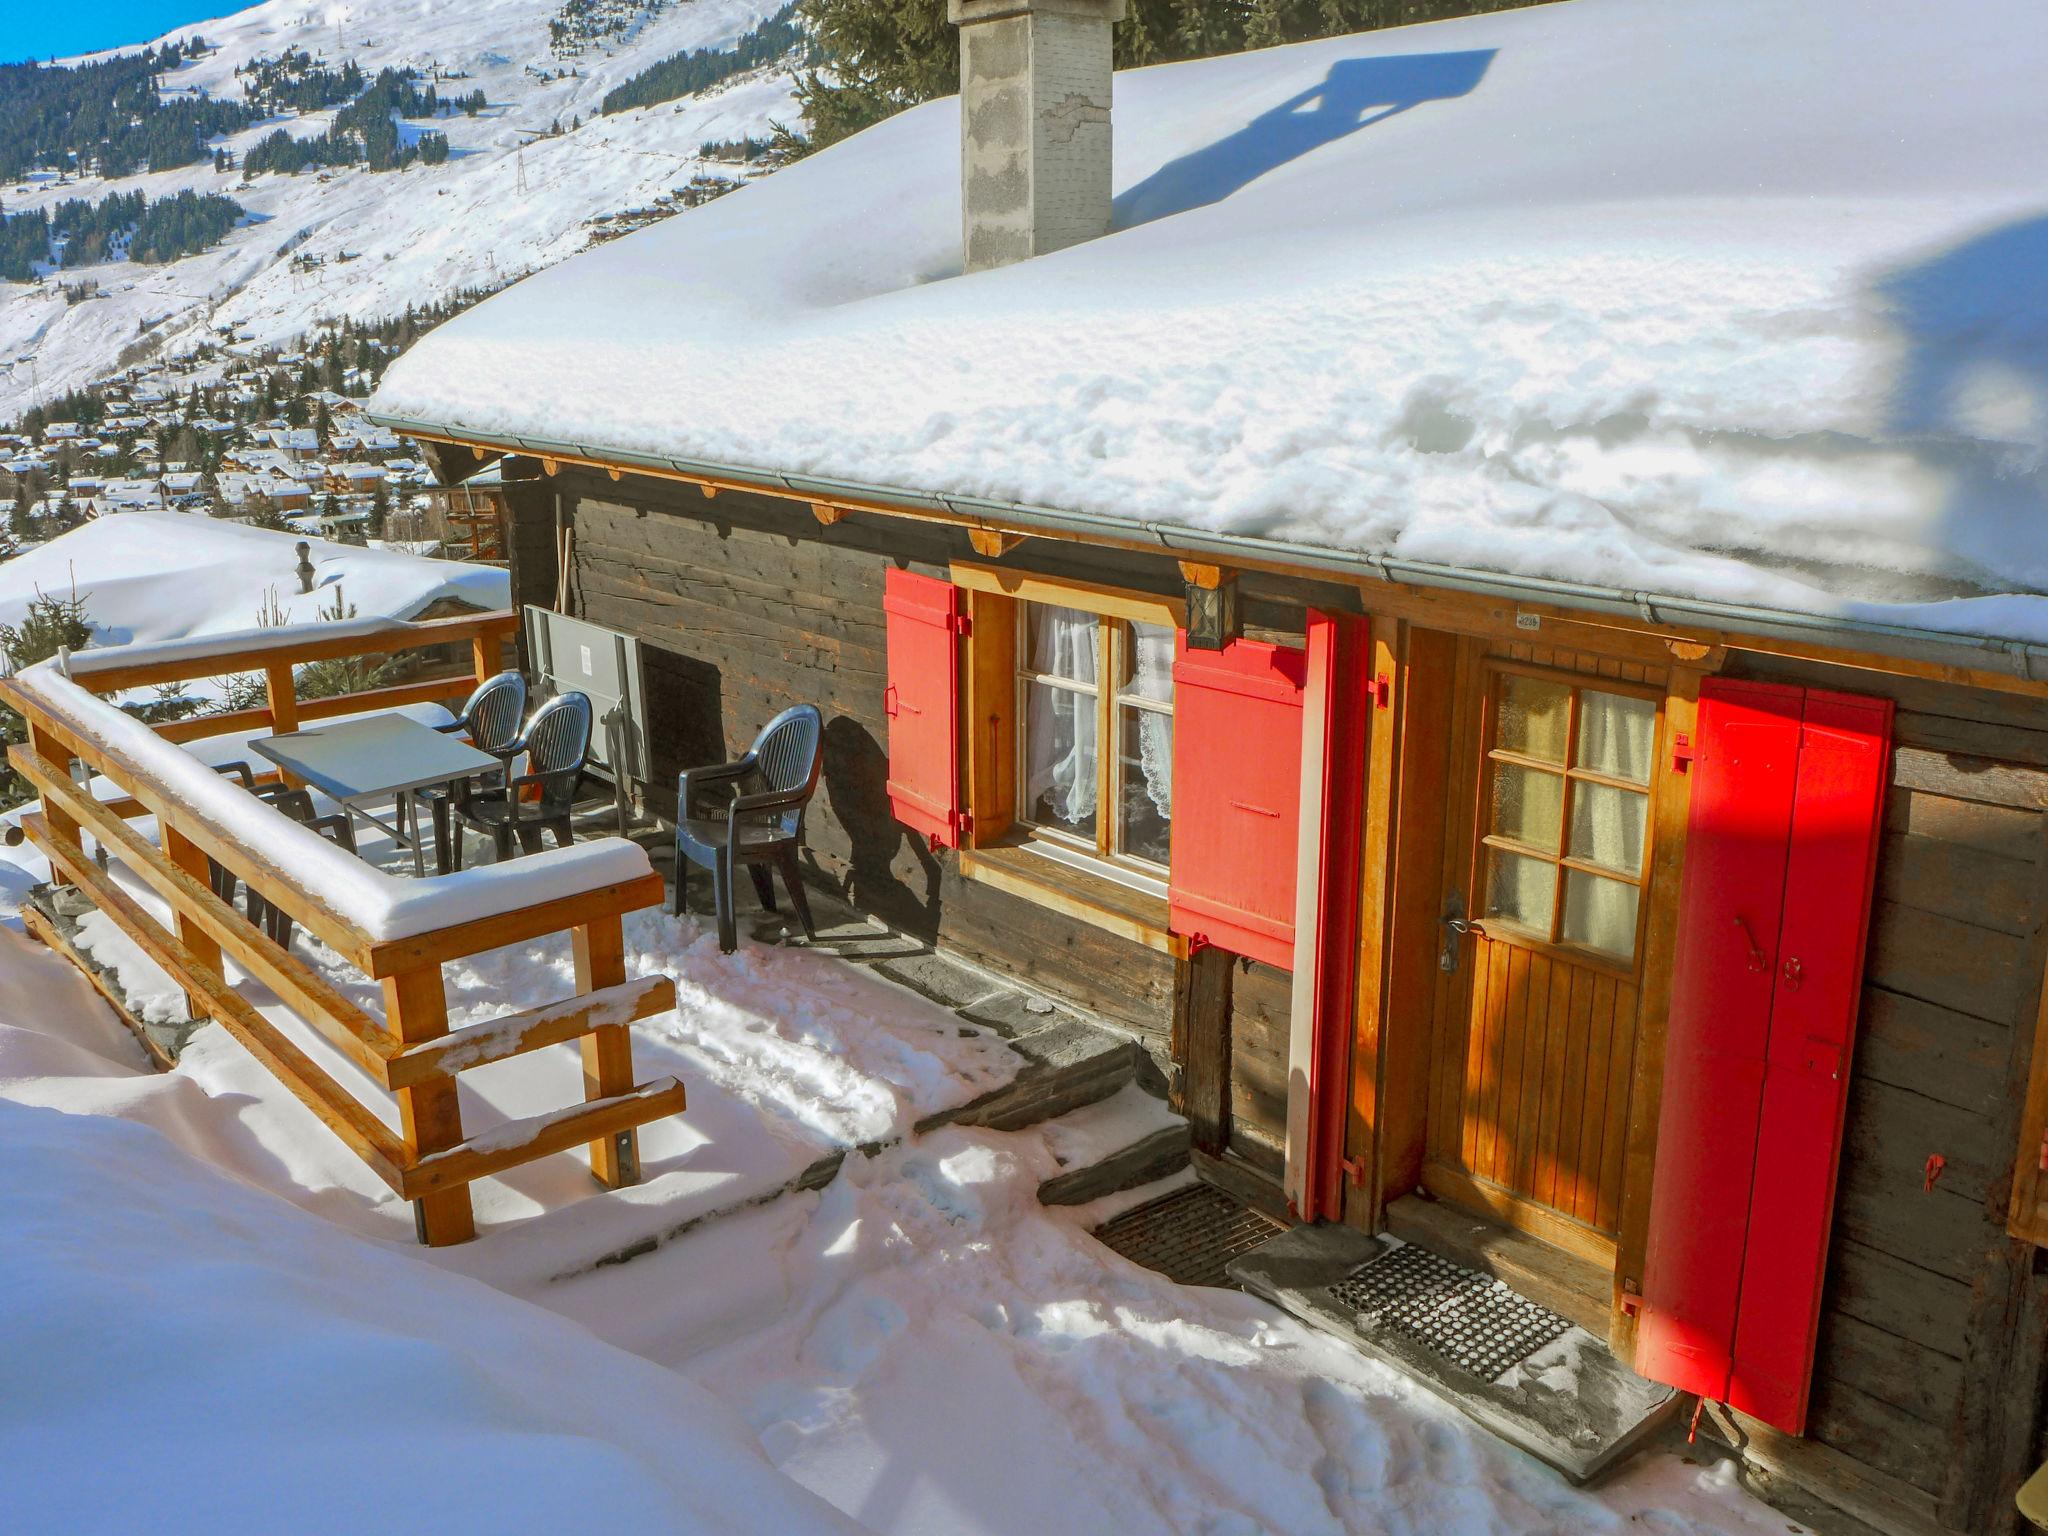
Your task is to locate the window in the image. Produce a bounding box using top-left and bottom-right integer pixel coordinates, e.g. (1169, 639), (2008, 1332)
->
(1017, 602), (1175, 873)
(1480, 669), (1657, 963)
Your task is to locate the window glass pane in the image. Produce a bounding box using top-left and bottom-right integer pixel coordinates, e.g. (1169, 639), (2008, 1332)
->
(1568, 781), (1649, 877)
(1562, 870), (1640, 959)
(1023, 678), (1097, 838)
(1121, 621), (1175, 705)
(1496, 674), (1570, 763)
(1489, 763), (1564, 851)
(1117, 705), (1172, 866)
(1024, 604), (1099, 684)
(1485, 849), (1557, 932)
(1577, 690), (1656, 783)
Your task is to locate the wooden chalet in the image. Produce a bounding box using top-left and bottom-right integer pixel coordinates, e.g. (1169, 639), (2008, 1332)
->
(364, 3), (2048, 1530)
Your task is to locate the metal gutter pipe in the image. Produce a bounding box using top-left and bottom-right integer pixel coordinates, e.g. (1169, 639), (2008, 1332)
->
(367, 410), (2048, 686)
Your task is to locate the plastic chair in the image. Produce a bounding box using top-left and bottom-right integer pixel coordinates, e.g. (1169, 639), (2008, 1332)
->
(673, 704), (823, 954)
(448, 691), (593, 865)
(418, 670), (527, 872)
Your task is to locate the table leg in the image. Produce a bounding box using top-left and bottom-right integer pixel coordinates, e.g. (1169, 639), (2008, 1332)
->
(404, 791), (425, 878)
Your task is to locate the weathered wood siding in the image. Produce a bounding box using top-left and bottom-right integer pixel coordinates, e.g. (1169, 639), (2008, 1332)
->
(546, 471), (1219, 1051)
(1727, 654), (2048, 1532)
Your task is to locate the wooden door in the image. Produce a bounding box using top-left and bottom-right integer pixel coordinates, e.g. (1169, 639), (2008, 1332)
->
(1424, 645), (1667, 1263)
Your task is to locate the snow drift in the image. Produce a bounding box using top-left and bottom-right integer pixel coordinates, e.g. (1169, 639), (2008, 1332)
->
(372, 0), (2048, 642)
(0, 513), (507, 647)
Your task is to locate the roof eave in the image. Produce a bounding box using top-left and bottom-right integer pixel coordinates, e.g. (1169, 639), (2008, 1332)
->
(365, 409), (2048, 688)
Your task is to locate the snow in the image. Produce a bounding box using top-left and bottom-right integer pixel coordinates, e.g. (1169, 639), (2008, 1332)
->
(0, 512), (507, 648)
(0, 0), (801, 421)
(374, 0), (2048, 644)
(0, 909), (1800, 1536)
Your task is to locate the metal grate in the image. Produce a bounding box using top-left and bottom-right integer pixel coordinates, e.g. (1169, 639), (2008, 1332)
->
(1328, 1243), (1573, 1382)
(1093, 1183), (1285, 1289)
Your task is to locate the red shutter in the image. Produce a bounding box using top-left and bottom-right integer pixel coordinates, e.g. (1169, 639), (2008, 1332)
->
(882, 567), (964, 848)
(1637, 678), (1891, 1435)
(1167, 633), (1308, 970)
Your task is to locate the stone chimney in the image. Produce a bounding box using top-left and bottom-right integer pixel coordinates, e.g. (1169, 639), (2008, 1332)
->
(948, 0), (1126, 272)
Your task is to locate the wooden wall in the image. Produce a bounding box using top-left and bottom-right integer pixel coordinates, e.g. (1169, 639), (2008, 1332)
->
(1727, 653), (2048, 1534)
(540, 470), (1292, 1058)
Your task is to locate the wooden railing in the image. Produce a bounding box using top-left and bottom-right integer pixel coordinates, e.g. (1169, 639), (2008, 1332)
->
(2, 610), (683, 1245)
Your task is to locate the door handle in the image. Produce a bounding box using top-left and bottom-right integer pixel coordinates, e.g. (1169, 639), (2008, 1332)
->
(1440, 894), (1487, 974)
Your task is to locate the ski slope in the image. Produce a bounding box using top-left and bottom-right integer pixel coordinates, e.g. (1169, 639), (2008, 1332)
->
(0, 0), (800, 422)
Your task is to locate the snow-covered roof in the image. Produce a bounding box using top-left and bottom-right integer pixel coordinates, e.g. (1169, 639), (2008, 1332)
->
(371, 0), (2048, 649)
(0, 514), (507, 648)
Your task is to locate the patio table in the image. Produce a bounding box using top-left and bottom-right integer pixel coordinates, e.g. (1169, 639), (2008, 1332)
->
(250, 713), (501, 877)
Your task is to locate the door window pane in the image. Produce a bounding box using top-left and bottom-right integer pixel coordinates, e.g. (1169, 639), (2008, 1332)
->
(1117, 706), (1172, 866)
(1576, 691), (1656, 783)
(1490, 763), (1564, 851)
(1485, 849), (1557, 932)
(1568, 781), (1649, 877)
(1023, 678), (1097, 838)
(1562, 870), (1640, 958)
(1496, 675), (1570, 763)
(1025, 604), (1099, 683)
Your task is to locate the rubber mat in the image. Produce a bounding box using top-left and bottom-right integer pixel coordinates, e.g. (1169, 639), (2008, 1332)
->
(1329, 1241), (1573, 1382)
(1092, 1183), (1285, 1289)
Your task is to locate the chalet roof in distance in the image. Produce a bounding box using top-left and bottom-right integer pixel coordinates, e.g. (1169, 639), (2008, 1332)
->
(370, 0), (2048, 649)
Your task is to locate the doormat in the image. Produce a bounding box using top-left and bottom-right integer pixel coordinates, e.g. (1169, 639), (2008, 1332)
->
(1093, 1183), (1285, 1289)
(1329, 1241), (1573, 1382)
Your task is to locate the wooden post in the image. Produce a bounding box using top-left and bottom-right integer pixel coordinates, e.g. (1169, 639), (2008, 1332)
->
(1609, 665), (1706, 1359)
(381, 965), (475, 1245)
(472, 629), (496, 687)
(26, 720), (81, 884)
(265, 661), (299, 734)
(574, 914), (639, 1187)
(161, 825), (222, 1017)
(1173, 943), (1234, 1156)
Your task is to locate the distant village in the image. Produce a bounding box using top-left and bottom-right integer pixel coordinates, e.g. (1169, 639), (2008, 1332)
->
(0, 295), (504, 561)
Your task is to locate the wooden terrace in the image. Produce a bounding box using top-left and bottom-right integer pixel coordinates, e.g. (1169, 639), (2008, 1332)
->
(0, 610), (685, 1246)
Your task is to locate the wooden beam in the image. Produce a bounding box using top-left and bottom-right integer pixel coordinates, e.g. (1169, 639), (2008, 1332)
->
(961, 588), (1016, 847)
(949, 563), (1185, 629)
(1343, 614), (1401, 1230)
(361, 872), (667, 979)
(26, 816), (410, 1190)
(386, 975), (675, 1089)
(1172, 944), (1233, 1155)
(968, 528), (1024, 559)
(540, 456), (560, 476)
(69, 611), (519, 693)
(606, 466), (623, 482)
(405, 1080), (685, 1198)
(812, 502), (851, 527)
(574, 914), (639, 1187)
(1177, 560), (1225, 591)
(383, 965), (475, 1245)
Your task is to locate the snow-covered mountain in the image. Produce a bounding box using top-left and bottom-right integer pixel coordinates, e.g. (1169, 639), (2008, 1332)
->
(0, 0), (801, 423)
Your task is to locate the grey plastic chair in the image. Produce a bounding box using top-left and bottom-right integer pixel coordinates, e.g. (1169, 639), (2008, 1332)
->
(674, 704), (823, 953)
(420, 670), (527, 872)
(449, 691), (593, 864)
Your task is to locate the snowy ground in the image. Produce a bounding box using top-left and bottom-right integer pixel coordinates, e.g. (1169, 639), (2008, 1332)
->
(0, 0), (800, 421)
(0, 797), (1801, 1533)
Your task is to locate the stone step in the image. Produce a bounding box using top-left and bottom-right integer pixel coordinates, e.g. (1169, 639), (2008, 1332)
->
(1229, 1224), (1680, 1485)
(918, 1015), (1142, 1135)
(1036, 1082), (1190, 1206)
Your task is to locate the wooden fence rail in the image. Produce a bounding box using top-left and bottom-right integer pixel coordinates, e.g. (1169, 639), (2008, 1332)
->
(1, 610), (684, 1245)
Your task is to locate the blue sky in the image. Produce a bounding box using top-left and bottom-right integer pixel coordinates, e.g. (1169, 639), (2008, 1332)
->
(4, 2), (233, 64)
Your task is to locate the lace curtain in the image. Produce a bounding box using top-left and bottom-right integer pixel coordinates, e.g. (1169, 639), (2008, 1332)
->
(1563, 690), (1655, 955)
(1024, 606), (1098, 827)
(1127, 623), (1173, 823)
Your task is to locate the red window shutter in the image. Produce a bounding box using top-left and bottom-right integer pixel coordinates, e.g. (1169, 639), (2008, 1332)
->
(1167, 633), (1308, 970)
(882, 567), (964, 848)
(1637, 678), (1891, 1436)
(1728, 689), (1891, 1432)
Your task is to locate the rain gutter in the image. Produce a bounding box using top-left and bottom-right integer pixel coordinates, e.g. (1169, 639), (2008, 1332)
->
(368, 410), (2048, 687)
